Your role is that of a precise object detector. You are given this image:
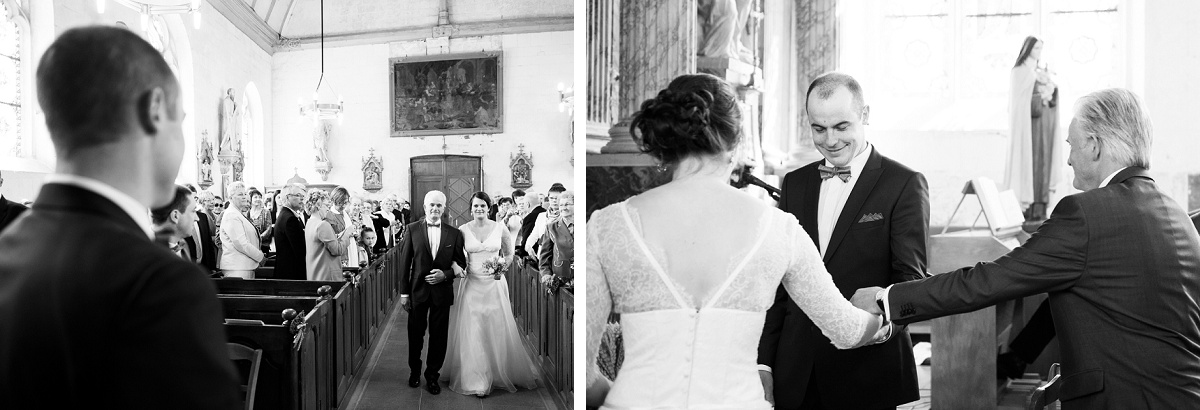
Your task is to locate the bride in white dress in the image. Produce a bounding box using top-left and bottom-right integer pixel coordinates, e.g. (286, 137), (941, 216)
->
(443, 192), (540, 396)
(586, 74), (889, 409)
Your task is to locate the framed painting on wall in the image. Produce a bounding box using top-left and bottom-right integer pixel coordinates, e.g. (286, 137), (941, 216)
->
(389, 51), (503, 137)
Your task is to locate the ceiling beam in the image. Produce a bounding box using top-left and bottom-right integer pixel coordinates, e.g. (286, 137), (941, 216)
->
(263, 0), (279, 22)
(209, 0), (279, 54)
(279, 0), (300, 36)
(275, 15), (572, 52)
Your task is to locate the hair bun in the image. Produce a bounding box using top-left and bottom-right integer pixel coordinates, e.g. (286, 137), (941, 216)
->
(629, 74), (741, 165)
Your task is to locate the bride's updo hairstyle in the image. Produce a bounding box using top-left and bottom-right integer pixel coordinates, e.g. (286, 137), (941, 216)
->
(630, 73), (741, 165)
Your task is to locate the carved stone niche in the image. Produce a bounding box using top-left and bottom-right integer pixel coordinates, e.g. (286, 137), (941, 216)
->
(510, 144), (533, 189)
(362, 148), (383, 192)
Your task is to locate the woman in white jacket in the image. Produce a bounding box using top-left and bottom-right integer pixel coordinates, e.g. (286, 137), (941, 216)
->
(219, 181), (265, 278)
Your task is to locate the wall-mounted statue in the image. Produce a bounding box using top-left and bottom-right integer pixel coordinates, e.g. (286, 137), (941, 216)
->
(198, 129), (214, 188)
(314, 120), (333, 181)
(510, 144), (533, 189)
(219, 88), (237, 155)
(362, 148), (383, 192)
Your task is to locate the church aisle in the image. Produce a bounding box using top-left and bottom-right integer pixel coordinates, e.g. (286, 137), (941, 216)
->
(341, 298), (563, 410)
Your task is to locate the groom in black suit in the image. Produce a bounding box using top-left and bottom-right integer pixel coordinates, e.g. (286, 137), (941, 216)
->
(0, 26), (238, 408)
(758, 72), (928, 410)
(399, 190), (466, 395)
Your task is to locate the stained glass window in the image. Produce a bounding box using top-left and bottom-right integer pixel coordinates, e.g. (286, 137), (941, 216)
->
(0, 1), (20, 157)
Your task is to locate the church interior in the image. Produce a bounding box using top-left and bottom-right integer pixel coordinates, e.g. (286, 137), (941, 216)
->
(0, 0), (573, 409)
(586, 0), (1200, 409)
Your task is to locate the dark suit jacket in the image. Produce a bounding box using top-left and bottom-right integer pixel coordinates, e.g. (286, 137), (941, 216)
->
(194, 211), (218, 271)
(538, 217), (574, 281)
(273, 206), (307, 280)
(371, 213), (392, 253)
(516, 206), (546, 257)
(889, 167), (1200, 409)
(398, 220), (466, 307)
(0, 183), (239, 409)
(0, 195), (28, 234)
(759, 148), (928, 409)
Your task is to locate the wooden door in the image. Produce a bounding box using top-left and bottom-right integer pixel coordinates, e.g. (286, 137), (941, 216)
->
(410, 155), (482, 227)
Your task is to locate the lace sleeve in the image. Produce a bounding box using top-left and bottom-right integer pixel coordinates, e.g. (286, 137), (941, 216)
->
(779, 217), (877, 349)
(586, 211), (613, 386)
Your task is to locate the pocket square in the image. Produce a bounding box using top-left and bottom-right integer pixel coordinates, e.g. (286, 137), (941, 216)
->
(858, 213), (883, 223)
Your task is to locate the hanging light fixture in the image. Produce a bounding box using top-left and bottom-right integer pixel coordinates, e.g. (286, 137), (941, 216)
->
(99, 0), (203, 30)
(299, 0), (344, 123)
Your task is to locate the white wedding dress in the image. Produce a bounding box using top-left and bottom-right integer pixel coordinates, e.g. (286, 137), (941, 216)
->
(586, 201), (879, 409)
(442, 222), (540, 395)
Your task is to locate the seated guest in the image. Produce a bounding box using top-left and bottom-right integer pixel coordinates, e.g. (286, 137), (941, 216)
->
(524, 184), (566, 258)
(854, 88), (1200, 408)
(274, 183), (307, 280)
(0, 170), (28, 234)
(0, 26), (238, 407)
(151, 185), (199, 261)
(219, 181), (264, 278)
(304, 189), (355, 281)
(538, 190), (574, 289)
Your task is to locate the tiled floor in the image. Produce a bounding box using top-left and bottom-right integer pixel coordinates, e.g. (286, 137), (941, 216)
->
(342, 302), (563, 410)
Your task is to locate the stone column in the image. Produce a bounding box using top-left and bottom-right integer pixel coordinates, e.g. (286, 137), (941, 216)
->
(586, 0), (619, 154)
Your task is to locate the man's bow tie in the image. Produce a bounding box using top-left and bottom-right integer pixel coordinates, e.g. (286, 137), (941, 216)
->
(818, 165), (852, 182)
(427, 221), (441, 227)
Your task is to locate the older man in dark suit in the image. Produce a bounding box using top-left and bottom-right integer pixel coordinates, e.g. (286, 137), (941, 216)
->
(273, 183), (307, 280)
(0, 26), (239, 408)
(398, 190), (466, 395)
(855, 88), (1200, 409)
(758, 72), (926, 410)
(0, 170), (28, 234)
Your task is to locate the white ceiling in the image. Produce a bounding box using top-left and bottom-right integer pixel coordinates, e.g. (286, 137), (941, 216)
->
(233, 0), (571, 40)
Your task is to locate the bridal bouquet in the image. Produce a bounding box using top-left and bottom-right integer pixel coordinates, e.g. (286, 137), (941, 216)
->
(482, 255), (507, 280)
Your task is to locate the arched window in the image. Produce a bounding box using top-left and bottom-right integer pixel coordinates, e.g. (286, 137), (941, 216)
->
(0, 1), (21, 157)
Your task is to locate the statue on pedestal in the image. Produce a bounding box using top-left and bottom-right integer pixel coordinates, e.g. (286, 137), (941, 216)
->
(697, 0), (756, 64)
(198, 130), (214, 188)
(219, 88), (237, 155)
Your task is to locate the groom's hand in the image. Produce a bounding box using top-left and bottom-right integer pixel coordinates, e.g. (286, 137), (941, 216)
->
(425, 269), (447, 284)
(400, 295), (412, 312)
(852, 287), (884, 315)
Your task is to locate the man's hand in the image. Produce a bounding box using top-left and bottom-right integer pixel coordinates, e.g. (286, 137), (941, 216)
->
(852, 287), (884, 315)
(400, 295), (412, 312)
(426, 269), (446, 284)
(758, 370), (774, 406)
(541, 274), (553, 285)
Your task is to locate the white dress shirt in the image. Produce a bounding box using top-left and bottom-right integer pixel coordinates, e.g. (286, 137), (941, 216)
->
(525, 211), (555, 255)
(44, 174), (154, 240)
(402, 218), (444, 299)
(817, 144), (873, 256)
(427, 219), (442, 258)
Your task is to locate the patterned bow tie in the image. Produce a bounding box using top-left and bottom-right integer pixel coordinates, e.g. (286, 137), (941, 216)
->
(818, 165), (852, 182)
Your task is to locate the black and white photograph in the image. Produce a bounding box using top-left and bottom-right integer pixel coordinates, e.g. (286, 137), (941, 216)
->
(585, 1), (1200, 409)
(0, 0), (574, 409)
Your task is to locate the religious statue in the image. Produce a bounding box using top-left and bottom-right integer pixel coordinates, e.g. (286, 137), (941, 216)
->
(697, 0), (756, 63)
(219, 88), (237, 155)
(314, 120), (333, 181)
(510, 144), (533, 189)
(198, 130), (214, 188)
(362, 148), (383, 192)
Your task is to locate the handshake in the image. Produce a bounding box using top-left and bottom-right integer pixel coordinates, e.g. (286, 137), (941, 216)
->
(850, 286), (886, 316)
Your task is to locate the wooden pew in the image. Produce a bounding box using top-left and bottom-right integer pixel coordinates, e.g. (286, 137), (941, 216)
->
(215, 279), (361, 405)
(221, 295), (334, 410)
